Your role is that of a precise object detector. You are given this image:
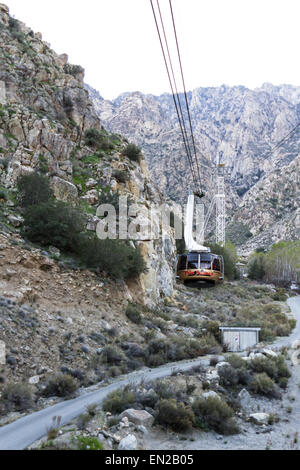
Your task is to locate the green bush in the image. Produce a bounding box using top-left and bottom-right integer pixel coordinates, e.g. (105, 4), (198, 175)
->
(100, 345), (126, 365)
(126, 304), (142, 324)
(102, 386), (135, 414)
(78, 235), (147, 280)
(23, 201), (86, 252)
(248, 256), (265, 280)
(249, 373), (279, 398)
(122, 144), (142, 163)
(155, 399), (194, 432)
(43, 374), (78, 398)
(75, 436), (104, 450)
(77, 413), (91, 430)
(207, 242), (238, 280)
(249, 356), (277, 379)
(192, 396), (239, 435)
(84, 128), (114, 151)
(1, 383), (34, 412)
(17, 173), (53, 208)
(227, 355), (247, 370)
(113, 170), (129, 184)
(249, 355), (291, 384)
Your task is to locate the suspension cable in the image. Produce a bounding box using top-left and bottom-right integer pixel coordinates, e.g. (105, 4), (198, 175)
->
(149, 0), (198, 191)
(169, 0), (204, 196)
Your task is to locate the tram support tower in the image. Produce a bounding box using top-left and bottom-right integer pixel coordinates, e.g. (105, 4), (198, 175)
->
(216, 164), (226, 246)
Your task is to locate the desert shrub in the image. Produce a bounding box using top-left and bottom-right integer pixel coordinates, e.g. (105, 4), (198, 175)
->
(23, 201), (86, 252)
(43, 374), (78, 398)
(17, 173), (53, 208)
(86, 403), (98, 417)
(249, 356), (277, 379)
(1, 383), (34, 412)
(249, 373), (280, 398)
(122, 143), (142, 162)
(107, 416), (119, 428)
(0, 187), (8, 200)
(227, 355), (247, 370)
(100, 346), (126, 365)
(76, 436), (104, 451)
(147, 353), (166, 368)
(192, 397), (239, 435)
(84, 128), (114, 151)
(274, 356), (291, 382)
(192, 334), (222, 356)
(145, 335), (221, 367)
(268, 413), (280, 425)
(102, 387), (135, 414)
(175, 315), (199, 329)
(272, 289), (288, 302)
(113, 170), (129, 184)
(218, 365), (239, 388)
(125, 304), (142, 324)
(202, 321), (222, 343)
(210, 356), (219, 367)
(249, 355), (290, 385)
(77, 413), (91, 430)
(78, 235), (147, 280)
(155, 399), (194, 432)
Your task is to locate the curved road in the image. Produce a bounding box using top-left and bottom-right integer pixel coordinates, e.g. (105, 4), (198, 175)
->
(0, 296), (299, 450)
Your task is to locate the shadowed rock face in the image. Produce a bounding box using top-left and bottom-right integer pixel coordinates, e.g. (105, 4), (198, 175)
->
(87, 82), (300, 251)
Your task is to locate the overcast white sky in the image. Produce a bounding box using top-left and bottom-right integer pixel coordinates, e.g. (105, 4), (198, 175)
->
(5, 0), (300, 100)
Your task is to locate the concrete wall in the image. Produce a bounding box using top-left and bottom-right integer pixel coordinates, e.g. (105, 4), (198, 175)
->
(222, 329), (259, 352)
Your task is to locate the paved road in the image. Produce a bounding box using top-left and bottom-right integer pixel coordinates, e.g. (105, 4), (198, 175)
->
(0, 356), (210, 450)
(0, 295), (299, 450)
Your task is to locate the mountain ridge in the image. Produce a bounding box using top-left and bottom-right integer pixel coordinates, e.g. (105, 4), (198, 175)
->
(87, 82), (300, 251)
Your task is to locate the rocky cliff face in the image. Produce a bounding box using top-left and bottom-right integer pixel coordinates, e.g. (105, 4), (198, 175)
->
(0, 4), (175, 305)
(87, 82), (300, 251)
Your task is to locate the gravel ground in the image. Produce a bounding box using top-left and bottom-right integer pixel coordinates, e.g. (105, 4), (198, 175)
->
(146, 296), (300, 450)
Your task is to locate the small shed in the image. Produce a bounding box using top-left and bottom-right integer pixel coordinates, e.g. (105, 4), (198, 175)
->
(219, 327), (261, 352)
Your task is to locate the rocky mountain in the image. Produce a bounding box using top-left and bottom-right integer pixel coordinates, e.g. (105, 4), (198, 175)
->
(87, 83), (300, 251)
(0, 3), (176, 305)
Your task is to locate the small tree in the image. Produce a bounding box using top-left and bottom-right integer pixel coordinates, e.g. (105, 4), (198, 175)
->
(22, 201), (86, 252)
(17, 173), (53, 208)
(78, 235), (147, 280)
(122, 144), (142, 163)
(248, 255), (265, 280)
(208, 242), (238, 280)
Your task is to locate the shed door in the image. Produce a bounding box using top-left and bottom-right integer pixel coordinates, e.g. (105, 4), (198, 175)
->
(225, 331), (240, 352)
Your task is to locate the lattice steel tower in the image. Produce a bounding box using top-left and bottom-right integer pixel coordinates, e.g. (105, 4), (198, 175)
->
(216, 164), (226, 246)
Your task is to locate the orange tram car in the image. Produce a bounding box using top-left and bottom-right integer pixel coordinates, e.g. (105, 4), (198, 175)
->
(177, 251), (224, 285)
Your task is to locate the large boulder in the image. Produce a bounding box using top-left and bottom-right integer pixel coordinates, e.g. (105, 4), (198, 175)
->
(249, 413), (269, 425)
(118, 434), (137, 451)
(119, 409), (154, 427)
(238, 388), (251, 409)
(51, 177), (78, 203)
(202, 391), (221, 400)
(291, 340), (300, 350)
(262, 348), (278, 358)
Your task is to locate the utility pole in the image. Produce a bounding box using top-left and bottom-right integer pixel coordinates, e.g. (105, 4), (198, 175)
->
(216, 164), (226, 246)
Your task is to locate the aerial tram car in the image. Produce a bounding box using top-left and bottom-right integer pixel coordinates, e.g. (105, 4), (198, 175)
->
(176, 193), (224, 286)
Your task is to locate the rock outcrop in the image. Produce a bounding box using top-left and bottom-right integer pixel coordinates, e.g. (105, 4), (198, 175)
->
(0, 4), (176, 304)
